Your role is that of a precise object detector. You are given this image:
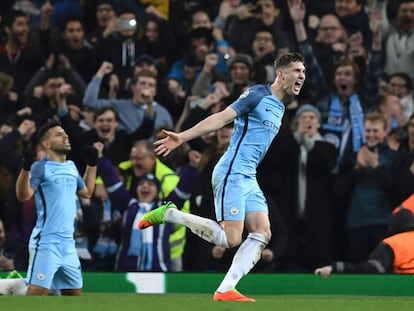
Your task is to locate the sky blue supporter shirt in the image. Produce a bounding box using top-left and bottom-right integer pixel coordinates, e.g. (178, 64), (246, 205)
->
(214, 84), (285, 177)
(29, 158), (85, 246)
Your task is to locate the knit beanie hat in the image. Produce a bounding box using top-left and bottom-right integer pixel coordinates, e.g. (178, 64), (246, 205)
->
(137, 173), (161, 192)
(228, 53), (253, 72)
(295, 104), (321, 122)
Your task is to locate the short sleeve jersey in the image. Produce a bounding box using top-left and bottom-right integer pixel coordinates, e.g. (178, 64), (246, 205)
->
(29, 158), (85, 245)
(214, 84), (285, 176)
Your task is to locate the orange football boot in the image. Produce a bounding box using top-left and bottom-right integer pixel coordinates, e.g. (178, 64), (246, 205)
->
(213, 289), (256, 302)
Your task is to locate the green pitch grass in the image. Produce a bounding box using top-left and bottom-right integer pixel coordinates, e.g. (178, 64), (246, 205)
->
(1, 294), (414, 311)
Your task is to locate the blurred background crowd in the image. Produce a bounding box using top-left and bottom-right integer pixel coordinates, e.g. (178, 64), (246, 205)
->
(1, 0), (414, 274)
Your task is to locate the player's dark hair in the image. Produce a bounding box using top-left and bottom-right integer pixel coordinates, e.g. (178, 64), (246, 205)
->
(274, 52), (305, 70)
(37, 121), (62, 143)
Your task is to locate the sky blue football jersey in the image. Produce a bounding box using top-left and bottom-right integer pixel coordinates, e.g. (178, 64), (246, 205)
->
(214, 84), (285, 177)
(29, 158), (85, 246)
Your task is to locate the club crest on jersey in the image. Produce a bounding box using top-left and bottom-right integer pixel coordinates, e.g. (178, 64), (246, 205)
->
(230, 207), (239, 215)
(239, 89), (249, 99)
(37, 273), (45, 280)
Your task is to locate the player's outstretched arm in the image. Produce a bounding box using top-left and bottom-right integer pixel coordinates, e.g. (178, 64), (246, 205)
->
(154, 130), (182, 157)
(154, 106), (237, 157)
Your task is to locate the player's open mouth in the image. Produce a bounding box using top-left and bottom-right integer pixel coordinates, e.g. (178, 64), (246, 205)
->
(294, 81), (303, 92)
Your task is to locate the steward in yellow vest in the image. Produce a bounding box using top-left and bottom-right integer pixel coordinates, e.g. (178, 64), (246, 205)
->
(119, 140), (196, 270)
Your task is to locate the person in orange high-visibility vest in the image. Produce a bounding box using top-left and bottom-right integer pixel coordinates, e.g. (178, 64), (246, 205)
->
(396, 193), (414, 215)
(314, 206), (414, 277)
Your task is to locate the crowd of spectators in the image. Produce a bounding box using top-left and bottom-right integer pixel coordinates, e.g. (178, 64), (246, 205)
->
(1, 0), (414, 274)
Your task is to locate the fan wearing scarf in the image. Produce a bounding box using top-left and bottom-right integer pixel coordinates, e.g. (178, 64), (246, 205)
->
(319, 59), (367, 172)
(288, 3), (383, 260)
(94, 142), (200, 271)
(315, 59), (381, 262)
(287, 0), (383, 173)
(289, 104), (338, 270)
(305, 57), (381, 173)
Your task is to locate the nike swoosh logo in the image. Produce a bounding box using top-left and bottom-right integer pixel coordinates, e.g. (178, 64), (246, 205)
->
(265, 108), (272, 112)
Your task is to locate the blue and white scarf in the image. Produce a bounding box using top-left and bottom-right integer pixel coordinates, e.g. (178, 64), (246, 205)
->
(322, 94), (365, 153)
(128, 201), (154, 271)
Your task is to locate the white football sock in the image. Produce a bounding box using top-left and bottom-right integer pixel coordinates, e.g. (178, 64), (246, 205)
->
(165, 208), (229, 248)
(0, 279), (27, 295)
(216, 232), (268, 293)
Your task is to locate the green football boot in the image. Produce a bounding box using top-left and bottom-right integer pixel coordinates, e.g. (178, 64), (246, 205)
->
(138, 201), (177, 229)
